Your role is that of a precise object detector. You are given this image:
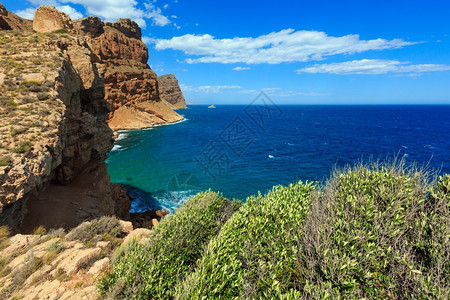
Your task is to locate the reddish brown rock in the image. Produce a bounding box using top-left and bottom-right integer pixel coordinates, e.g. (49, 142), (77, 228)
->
(0, 2), (32, 31)
(73, 16), (104, 38)
(157, 74), (187, 109)
(87, 20), (183, 131)
(110, 18), (142, 39)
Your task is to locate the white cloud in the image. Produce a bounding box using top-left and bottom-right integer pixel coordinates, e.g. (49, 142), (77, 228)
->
(154, 29), (416, 64)
(233, 66), (251, 71)
(15, 8), (37, 19)
(141, 36), (153, 44)
(20, 0), (173, 28)
(296, 59), (450, 75)
(180, 84), (242, 94)
(144, 2), (170, 26)
(57, 5), (83, 19)
(181, 84), (327, 97)
(61, 0), (146, 26)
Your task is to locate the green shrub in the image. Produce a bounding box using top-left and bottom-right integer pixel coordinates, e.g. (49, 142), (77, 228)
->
(177, 182), (315, 299)
(98, 191), (241, 299)
(14, 141), (31, 154)
(37, 92), (49, 100)
(5, 100), (17, 109)
(298, 162), (449, 299)
(65, 216), (122, 245)
(176, 161), (448, 299)
(53, 29), (68, 34)
(46, 240), (63, 253)
(0, 226), (10, 250)
(0, 156), (11, 167)
(32, 225), (47, 235)
(10, 126), (28, 136)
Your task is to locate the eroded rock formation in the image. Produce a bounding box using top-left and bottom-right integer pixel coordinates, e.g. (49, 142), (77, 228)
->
(33, 5), (73, 33)
(0, 7), (129, 232)
(0, 4), (188, 232)
(158, 74), (187, 109)
(0, 2), (32, 31)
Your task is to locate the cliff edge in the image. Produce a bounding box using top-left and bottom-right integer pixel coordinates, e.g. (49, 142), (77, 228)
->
(157, 74), (187, 109)
(0, 4), (189, 232)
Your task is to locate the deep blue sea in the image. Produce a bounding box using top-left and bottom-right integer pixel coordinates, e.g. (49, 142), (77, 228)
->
(106, 105), (450, 213)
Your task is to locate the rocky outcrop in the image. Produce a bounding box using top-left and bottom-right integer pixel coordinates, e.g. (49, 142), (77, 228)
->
(0, 216), (157, 299)
(33, 5), (73, 33)
(28, 5), (184, 131)
(109, 18), (142, 40)
(0, 2), (32, 31)
(89, 22), (183, 130)
(157, 74), (187, 109)
(0, 3), (185, 232)
(0, 19), (129, 232)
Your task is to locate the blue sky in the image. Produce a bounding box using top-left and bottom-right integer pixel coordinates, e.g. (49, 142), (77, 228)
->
(5, 0), (450, 104)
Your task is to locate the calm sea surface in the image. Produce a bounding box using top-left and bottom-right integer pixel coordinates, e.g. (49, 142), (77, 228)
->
(106, 105), (450, 212)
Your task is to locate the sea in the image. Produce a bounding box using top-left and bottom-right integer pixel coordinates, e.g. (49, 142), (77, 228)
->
(106, 104), (450, 213)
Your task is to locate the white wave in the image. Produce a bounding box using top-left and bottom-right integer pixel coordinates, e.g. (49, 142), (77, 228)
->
(143, 118), (189, 131)
(115, 133), (128, 141)
(155, 190), (197, 213)
(111, 144), (122, 151)
(401, 145), (408, 149)
(268, 155), (274, 159)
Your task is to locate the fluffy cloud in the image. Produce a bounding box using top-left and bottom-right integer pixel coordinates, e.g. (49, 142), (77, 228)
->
(296, 59), (450, 75)
(61, 0), (146, 27)
(181, 85), (327, 97)
(16, 4), (82, 20)
(15, 8), (37, 20)
(144, 2), (170, 26)
(154, 29), (415, 64)
(233, 66), (251, 71)
(18, 0), (172, 28)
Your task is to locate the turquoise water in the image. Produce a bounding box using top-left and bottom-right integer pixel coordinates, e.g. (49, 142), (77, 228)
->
(106, 105), (450, 213)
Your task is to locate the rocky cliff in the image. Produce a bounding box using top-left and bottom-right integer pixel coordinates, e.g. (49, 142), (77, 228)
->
(158, 74), (187, 109)
(0, 3), (32, 31)
(0, 4), (187, 233)
(75, 16), (184, 131)
(0, 5), (131, 233)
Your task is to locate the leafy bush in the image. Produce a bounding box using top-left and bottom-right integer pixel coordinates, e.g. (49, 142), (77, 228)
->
(14, 141), (31, 154)
(65, 216), (122, 246)
(98, 191), (241, 299)
(32, 225), (47, 235)
(37, 92), (49, 100)
(177, 182), (316, 299)
(298, 162), (449, 299)
(0, 156), (11, 167)
(53, 29), (68, 34)
(0, 226), (10, 250)
(10, 127), (28, 136)
(176, 161), (448, 299)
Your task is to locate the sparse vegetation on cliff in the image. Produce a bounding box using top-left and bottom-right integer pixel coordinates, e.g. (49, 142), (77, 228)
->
(100, 162), (449, 299)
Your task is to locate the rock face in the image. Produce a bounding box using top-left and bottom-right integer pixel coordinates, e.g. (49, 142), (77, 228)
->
(0, 4), (185, 232)
(0, 216), (156, 299)
(0, 2), (32, 31)
(158, 74), (187, 109)
(0, 6), (130, 233)
(73, 15), (184, 130)
(33, 5), (73, 33)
